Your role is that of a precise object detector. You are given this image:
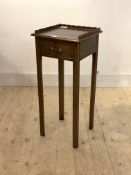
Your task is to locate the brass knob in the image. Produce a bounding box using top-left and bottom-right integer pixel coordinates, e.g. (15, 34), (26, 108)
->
(50, 46), (54, 50)
(58, 48), (62, 52)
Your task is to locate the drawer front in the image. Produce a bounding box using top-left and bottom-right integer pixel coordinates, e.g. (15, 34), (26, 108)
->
(40, 38), (75, 60)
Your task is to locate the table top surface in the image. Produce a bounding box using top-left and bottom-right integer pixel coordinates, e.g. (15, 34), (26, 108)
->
(31, 24), (102, 42)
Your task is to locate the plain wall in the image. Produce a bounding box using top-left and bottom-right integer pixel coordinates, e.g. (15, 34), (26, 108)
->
(0, 0), (131, 86)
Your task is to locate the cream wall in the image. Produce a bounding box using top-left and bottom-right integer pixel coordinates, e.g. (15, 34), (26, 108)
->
(0, 0), (131, 86)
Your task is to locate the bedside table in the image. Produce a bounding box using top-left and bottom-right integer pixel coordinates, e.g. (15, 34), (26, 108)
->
(31, 24), (102, 148)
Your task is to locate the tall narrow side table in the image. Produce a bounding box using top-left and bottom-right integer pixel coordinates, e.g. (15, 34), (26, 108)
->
(31, 24), (102, 148)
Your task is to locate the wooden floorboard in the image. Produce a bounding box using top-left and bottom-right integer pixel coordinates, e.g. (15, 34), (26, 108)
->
(0, 87), (131, 175)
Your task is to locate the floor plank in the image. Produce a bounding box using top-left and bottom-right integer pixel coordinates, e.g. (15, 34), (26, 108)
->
(0, 87), (131, 175)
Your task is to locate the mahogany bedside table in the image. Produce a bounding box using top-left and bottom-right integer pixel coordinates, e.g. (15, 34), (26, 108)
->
(31, 24), (102, 148)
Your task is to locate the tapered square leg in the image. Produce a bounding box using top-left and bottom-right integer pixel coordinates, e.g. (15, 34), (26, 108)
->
(73, 57), (80, 148)
(58, 59), (64, 120)
(89, 51), (98, 130)
(35, 38), (45, 136)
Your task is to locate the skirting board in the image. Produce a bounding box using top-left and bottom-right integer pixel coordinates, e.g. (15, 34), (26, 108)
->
(0, 73), (131, 87)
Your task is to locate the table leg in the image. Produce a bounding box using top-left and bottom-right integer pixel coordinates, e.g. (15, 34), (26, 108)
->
(36, 40), (45, 136)
(58, 59), (64, 120)
(73, 59), (80, 148)
(89, 51), (98, 129)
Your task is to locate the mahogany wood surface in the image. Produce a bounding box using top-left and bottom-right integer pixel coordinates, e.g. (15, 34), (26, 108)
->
(32, 24), (102, 148)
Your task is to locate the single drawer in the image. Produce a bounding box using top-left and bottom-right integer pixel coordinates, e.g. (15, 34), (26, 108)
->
(40, 38), (75, 60)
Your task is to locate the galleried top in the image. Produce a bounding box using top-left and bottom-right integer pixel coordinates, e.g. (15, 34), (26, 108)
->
(31, 24), (102, 42)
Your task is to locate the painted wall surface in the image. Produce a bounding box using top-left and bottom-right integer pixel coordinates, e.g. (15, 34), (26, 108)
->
(0, 0), (131, 86)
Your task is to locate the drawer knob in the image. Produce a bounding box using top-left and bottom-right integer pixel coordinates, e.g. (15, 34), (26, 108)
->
(50, 46), (54, 50)
(58, 48), (62, 52)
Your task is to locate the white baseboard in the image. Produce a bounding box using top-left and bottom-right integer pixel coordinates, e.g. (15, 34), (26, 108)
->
(0, 73), (131, 87)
